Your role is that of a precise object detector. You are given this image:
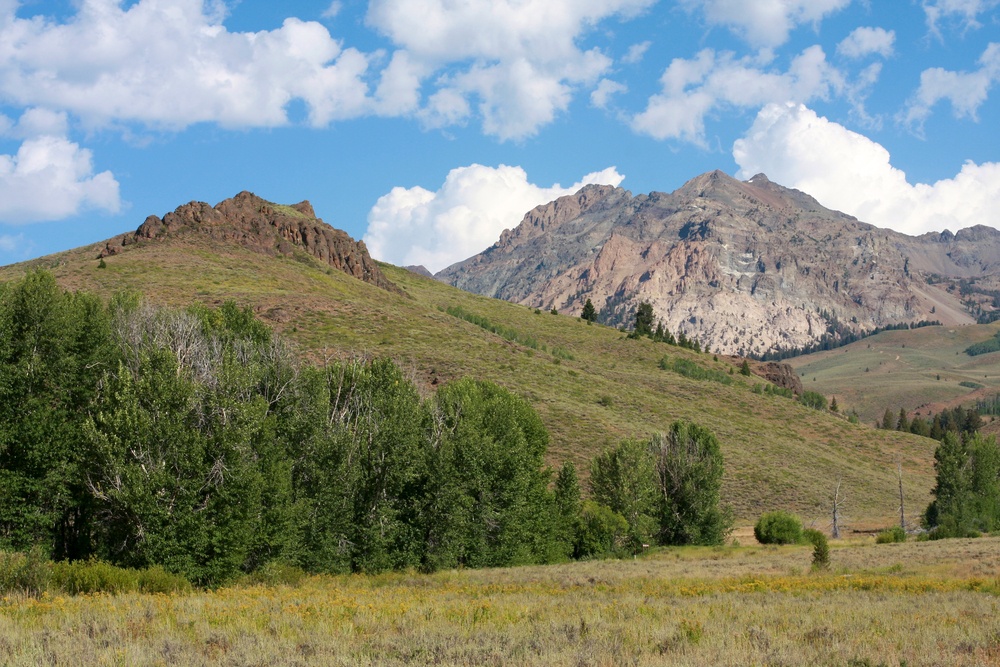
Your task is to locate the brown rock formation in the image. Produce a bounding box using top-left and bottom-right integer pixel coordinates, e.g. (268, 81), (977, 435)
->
(100, 191), (399, 293)
(438, 171), (1000, 356)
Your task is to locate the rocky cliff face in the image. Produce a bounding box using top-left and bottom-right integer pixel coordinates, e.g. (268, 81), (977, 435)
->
(101, 191), (398, 293)
(438, 171), (1000, 356)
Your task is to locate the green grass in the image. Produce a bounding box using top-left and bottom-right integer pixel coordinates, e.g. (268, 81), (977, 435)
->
(0, 234), (941, 524)
(787, 323), (1000, 424)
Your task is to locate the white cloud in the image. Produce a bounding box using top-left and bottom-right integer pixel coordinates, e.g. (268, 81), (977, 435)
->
(592, 79), (628, 108)
(0, 110), (121, 224)
(364, 164), (625, 272)
(622, 41), (651, 65)
(0, 0), (373, 130)
(924, 0), (1000, 36)
(322, 2), (344, 19)
(681, 0), (851, 48)
(632, 46), (843, 144)
(733, 102), (1000, 236)
(903, 43), (1000, 127)
(837, 27), (895, 59)
(365, 0), (656, 139)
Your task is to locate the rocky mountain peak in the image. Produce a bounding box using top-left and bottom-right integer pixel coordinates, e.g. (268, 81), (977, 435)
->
(100, 191), (399, 293)
(438, 170), (1000, 357)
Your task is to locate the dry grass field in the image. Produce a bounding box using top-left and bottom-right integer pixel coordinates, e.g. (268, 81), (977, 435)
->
(1, 536), (998, 666)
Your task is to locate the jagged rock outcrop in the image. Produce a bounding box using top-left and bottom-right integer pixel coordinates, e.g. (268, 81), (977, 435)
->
(438, 171), (1000, 356)
(101, 191), (399, 293)
(755, 361), (804, 395)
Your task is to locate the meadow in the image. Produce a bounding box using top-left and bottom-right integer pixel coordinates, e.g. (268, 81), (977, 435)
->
(1, 535), (998, 666)
(789, 323), (1000, 425)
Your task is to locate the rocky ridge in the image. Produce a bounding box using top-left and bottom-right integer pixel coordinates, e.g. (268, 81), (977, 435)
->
(100, 191), (398, 293)
(438, 171), (1000, 356)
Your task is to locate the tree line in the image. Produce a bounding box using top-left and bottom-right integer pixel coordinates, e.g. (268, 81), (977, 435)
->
(1, 272), (731, 586)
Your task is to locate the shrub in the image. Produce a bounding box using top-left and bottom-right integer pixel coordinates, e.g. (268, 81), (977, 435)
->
(875, 526), (906, 544)
(754, 511), (804, 545)
(0, 547), (51, 596)
(236, 561), (308, 588)
(573, 501), (630, 559)
(803, 528), (830, 569)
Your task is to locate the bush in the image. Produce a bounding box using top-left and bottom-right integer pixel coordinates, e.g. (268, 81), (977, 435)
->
(574, 501), (630, 559)
(0, 547), (51, 596)
(803, 528), (829, 569)
(236, 561), (308, 588)
(875, 526), (906, 544)
(754, 511), (804, 545)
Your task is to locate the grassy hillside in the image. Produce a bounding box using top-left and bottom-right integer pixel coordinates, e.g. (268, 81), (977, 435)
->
(1, 234), (940, 525)
(787, 323), (1000, 424)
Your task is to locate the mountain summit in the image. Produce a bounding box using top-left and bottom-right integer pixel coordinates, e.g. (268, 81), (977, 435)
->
(100, 191), (398, 293)
(437, 170), (1000, 356)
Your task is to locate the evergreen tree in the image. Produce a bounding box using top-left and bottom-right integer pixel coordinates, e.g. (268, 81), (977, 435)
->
(882, 407), (896, 430)
(580, 299), (597, 323)
(739, 359), (751, 376)
(896, 408), (909, 432)
(634, 302), (655, 338)
(830, 396), (839, 413)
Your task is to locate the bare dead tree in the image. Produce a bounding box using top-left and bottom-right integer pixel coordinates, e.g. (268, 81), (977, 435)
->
(831, 479), (845, 539)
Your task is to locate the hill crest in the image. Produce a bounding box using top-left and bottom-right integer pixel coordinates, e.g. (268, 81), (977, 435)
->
(99, 190), (399, 293)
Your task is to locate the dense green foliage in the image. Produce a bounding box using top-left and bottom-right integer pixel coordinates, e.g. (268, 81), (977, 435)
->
(882, 405), (983, 441)
(875, 526), (907, 544)
(924, 432), (1000, 537)
(580, 299), (597, 323)
(799, 390), (828, 411)
(964, 331), (1000, 356)
(0, 273), (580, 585)
(589, 422), (732, 550)
(754, 511), (804, 545)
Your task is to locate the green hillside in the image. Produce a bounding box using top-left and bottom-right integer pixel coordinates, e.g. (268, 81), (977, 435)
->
(787, 323), (1000, 424)
(1, 233), (940, 526)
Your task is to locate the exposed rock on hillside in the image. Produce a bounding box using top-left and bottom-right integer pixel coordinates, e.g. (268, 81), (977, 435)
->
(101, 191), (399, 293)
(438, 171), (1000, 356)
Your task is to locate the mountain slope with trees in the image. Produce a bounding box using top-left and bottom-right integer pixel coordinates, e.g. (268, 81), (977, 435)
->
(0, 193), (941, 529)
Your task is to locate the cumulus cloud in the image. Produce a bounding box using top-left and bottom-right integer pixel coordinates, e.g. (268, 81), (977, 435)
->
(733, 102), (1000, 236)
(0, 0), (373, 129)
(366, 0), (655, 139)
(681, 0), (851, 47)
(0, 113), (121, 224)
(837, 27), (895, 59)
(364, 164), (625, 272)
(632, 46), (843, 144)
(903, 43), (1000, 127)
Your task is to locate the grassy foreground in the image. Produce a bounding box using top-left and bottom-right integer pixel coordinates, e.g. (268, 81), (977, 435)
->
(2, 536), (998, 666)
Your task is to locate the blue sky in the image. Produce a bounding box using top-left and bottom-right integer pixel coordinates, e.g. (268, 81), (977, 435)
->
(0, 0), (998, 272)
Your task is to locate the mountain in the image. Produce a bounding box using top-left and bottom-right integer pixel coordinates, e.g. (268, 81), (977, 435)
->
(437, 171), (1000, 357)
(0, 191), (941, 525)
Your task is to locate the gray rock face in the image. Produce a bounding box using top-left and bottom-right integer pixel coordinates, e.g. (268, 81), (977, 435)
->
(437, 171), (1000, 356)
